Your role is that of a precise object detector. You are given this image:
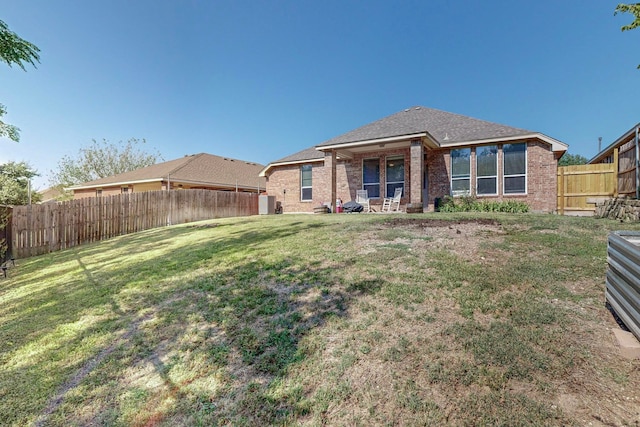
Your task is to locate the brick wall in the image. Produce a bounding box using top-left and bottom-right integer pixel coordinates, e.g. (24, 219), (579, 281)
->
(425, 140), (558, 213)
(265, 140), (559, 214)
(426, 148), (450, 210)
(265, 149), (413, 213)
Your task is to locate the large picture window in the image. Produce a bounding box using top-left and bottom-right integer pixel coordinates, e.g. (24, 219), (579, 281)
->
(362, 158), (380, 198)
(503, 143), (527, 194)
(385, 156), (404, 197)
(451, 148), (471, 196)
(476, 145), (498, 195)
(301, 164), (312, 201)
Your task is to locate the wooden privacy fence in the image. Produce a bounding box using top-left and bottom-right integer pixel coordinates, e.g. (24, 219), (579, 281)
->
(10, 189), (258, 258)
(617, 136), (638, 198)
(557, 163), (616, 215)
(0, 206), (12, 263)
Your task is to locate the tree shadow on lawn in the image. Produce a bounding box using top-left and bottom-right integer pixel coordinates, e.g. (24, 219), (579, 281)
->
(1, 217), (382, 425)
(0, 218), (303, 345)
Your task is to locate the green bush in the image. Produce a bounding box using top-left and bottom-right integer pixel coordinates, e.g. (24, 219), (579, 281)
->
(439, 195), (529, 213)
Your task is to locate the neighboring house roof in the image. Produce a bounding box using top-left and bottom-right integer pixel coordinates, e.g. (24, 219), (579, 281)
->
(588, 122), (640, 164)
(69, 153), (266, 191)
(261, 106), (568, 176)
(39, 187), (64, 203)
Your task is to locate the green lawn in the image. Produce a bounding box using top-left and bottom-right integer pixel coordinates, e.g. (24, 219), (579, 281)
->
(1, 213), (639, 426)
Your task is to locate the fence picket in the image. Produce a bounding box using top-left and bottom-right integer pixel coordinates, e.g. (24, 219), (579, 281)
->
(10, 190), (258, 258)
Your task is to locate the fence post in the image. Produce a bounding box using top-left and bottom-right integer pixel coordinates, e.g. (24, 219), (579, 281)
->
(557, 167), (565, 215)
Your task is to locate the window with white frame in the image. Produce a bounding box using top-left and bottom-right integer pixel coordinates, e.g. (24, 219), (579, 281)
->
(385, 156), (404, 197)
(301, 164), (312, 201)
(451, 148), (471, 196)
(476, 145), (498, 195)
(503, 143), (527, 194)
(121, 187), (129, 194)
(362, 158), (380, 198)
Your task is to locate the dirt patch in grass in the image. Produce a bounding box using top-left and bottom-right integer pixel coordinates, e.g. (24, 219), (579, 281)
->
(297, 217), (640, 426)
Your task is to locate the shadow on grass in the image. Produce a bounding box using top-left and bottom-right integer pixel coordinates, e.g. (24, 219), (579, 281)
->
(0, 217), (385, 425)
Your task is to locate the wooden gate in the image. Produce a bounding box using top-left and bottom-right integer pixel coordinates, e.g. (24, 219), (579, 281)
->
(557, 163), (617, 215)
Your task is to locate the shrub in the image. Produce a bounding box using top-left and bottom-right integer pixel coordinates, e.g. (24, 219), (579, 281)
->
(439, 195), (529, 213)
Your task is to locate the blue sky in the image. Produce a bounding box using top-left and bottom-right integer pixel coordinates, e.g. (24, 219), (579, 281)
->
(2, 1), (639, 189)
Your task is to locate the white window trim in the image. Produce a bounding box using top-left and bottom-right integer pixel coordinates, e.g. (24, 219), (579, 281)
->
(385, 155), (405, 198)
(476, 146), (498, 197)
(451, 148), (471, 197)
(362, 157), (381, 199)
(503, 143), (528, 195)
(300, 164), (312, 201)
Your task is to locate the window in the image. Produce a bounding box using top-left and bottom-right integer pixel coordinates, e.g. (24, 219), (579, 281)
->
(386, 156), (404, 197)
(96, 189), (102, 197)
(362, 158), (380, 198)
(121, 187), (129, 194)
(503, 143), (527, 194)
(301, 164), (312, 201)
(451, 148), (471, 196)
(476, 145), (498, 195)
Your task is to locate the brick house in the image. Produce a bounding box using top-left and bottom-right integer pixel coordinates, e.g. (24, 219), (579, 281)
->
(260, 106), (568, 213)
(69, 153), (266, 199)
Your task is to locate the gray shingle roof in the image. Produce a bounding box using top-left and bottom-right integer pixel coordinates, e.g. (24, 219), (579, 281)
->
(268, 145), (325, 164)
(71, 153), (266, 189)
(317, 106), (532, 147)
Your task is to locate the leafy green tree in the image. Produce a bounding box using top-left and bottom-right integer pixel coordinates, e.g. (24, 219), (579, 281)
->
(558, 153), (589, 166)
(49, 138), (163, 194)
(0, 161), (40, 205)
(0, 104), (19, 142)
(0, 19), (40, 70)
(0, 19), (40, 142)
(615, 3), (640, 68)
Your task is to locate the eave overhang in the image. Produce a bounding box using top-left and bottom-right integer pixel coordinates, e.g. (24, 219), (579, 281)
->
(439, 133), (568, 153)
(66, 178), (163, 191)
(259, 131), (567, 177)
(259, 157), (324, 177)
(67, 177), (264, 192)
(588, 123), (640, 164)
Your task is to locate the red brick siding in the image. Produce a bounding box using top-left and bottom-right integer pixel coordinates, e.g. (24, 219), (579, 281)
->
(265, 140), (558, 213)
(265, 149), (412, 213)
(426, 148), (450, 210)
(426, 140), (557, 212)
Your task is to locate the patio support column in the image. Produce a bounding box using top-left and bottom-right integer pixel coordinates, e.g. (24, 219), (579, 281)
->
(326, 150), (337, 213)
(409, 140), (424, 213)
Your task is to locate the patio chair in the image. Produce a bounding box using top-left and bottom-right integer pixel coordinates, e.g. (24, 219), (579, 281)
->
(382, 187), (403, 212)
(355, 189), (371, 213)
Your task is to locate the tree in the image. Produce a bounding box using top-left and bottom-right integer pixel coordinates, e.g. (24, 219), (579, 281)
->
(615, 3), (640, 68)
(0, 19), (40, 142)
(0, 19), (40, 70)
(0, 161), (40, 205)
(49, 138), (163, 193)
(558, 152), (589, 166)
(0, 104), (20, 142)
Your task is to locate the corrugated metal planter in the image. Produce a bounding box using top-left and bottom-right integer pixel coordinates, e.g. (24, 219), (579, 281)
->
(606, 231), (640, 340)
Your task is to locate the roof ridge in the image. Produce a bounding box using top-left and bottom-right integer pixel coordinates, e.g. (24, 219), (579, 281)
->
(165, 153), (204, 177)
